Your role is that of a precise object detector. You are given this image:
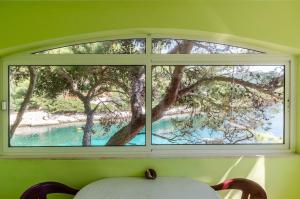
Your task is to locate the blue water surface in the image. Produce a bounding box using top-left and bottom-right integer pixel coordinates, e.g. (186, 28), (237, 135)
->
(11, 123), (145, 147)
(11, 105), (283, 146)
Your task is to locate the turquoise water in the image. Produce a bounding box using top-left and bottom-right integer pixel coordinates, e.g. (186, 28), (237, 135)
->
(11, 124), (146, 146)
(11, 105), (283, 146)
(152, 105), (283, 145)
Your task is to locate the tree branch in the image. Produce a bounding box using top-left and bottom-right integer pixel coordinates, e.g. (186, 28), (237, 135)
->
(10, 66), (37, 138)
(151, 40), (195, 122)
(56, 68), (86, 101)
(106, 40), (193, 145)
(87, 67), (110, 98)
(178, 76), (283, 100)
(152, 65), (185, 121)
(106, 67), (145, 145)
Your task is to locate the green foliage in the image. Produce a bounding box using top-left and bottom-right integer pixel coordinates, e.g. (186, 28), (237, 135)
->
(153, 65), (284, 144)
(39, 39), (145, 54)
(44, 97), (84, 113)
(35, 65), (142, 101)
(11, 65), (144, 115)
(35, 66), (69, 98)
(10, 79), (29, 111)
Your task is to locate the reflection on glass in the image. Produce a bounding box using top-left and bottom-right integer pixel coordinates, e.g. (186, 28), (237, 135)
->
(35, 39), (145, 54)
(9, 65), (146, 146)
(152, 65), (284, 145)
(152, 39), (263, 54)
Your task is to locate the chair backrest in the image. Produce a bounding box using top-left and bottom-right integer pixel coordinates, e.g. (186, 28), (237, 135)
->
(20, 181), (79, 199)
(211, 178), (267, 199)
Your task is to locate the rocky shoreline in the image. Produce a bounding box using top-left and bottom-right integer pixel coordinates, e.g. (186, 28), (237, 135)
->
(10, 111), (131, 127)
(11, 107), (195, 134)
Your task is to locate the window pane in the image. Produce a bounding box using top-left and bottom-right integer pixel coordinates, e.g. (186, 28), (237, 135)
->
(9, 65), (146, 146)
(35, 39), (145, 54)
(152, 65), (284, 145)
(152, 39), (263, 54)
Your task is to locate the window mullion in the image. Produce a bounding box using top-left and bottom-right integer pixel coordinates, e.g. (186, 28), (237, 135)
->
(145, 34), (152, 149)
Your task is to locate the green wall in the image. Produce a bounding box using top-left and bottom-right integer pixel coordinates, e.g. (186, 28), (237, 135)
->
(1, 1), (300, 54)
(1, 157), (300, 199)
(297, 56), (300, 153)
(0, 1), (300, 199)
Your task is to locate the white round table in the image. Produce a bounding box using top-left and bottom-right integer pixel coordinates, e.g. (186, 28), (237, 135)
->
(74, 177), (221, 199)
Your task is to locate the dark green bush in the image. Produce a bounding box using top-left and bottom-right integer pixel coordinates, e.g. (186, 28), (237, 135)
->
(45, 98), (84, 113)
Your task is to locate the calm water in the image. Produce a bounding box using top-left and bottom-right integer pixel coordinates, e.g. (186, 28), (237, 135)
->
(152, 105), (284, 145)
(11, 123), (146, 146)
(11, 105), (283, 146)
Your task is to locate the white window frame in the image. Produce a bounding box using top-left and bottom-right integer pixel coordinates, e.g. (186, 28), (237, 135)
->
(0, 31), (296, 158)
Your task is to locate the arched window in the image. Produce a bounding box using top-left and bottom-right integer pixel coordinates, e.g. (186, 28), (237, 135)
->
(34, 38), (146, 54)
(1, 32), (293, 157)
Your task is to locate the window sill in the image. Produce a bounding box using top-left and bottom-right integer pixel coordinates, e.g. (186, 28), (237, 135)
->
(0, 149), (296, 159)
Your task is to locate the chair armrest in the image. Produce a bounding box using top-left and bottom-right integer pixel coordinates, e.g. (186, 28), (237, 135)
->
(211, 178), (267, 199)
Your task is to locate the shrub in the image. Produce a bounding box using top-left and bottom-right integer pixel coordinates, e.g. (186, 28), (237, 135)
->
(45, 97), (84, 113)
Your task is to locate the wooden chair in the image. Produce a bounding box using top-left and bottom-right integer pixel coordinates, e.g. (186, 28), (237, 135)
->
(211, 178), (267, 199)
(20, 181), (78, 199)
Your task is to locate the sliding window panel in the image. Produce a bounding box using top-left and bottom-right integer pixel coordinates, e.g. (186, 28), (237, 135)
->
(9, 65), (146, 147)
(151, 65), (284, 145)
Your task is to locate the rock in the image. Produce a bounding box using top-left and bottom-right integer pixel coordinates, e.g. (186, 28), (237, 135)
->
(73, 114), (86, 121)
(55, 115), (79, 123)
(30, 120), (60, 127)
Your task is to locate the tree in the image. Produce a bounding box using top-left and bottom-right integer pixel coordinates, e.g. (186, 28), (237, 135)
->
(10, 66), (37, 138)
(151, 65), (283, 144)
(35, 65), (145, 146)
(10, 39), (155, 145)
(107, 40), (283, 145)
(106, 67), (145, 145)
(10, 39), (283, 146)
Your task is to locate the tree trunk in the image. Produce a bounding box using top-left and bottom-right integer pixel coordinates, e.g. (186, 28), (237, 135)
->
(106, 66), (185, 145)
(106, 115), (145, 145)
(10, 66), (37, 138)
(106, 66), (184, 146)
(55, 68), (94, 146)
(106, 67), (145, 145)
(152, 65), (185, 121)
(106, 41), (193, 145)
(82, 100), (94, 146)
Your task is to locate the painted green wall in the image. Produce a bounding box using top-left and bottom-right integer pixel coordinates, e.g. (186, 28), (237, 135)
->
(296, 56), (300, 153)
(0, 1), (300, 199)
(0, 1), (300, 53)
(1, 157), (300, 199)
